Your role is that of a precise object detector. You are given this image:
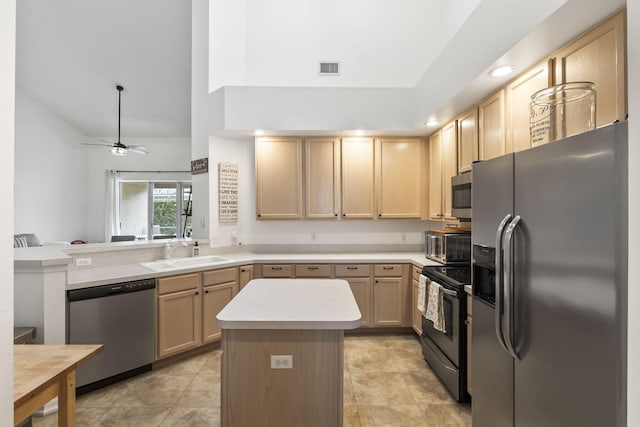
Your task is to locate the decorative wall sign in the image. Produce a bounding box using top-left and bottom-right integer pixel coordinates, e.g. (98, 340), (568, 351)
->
(191, 158), (209, 174)
(218, 162), (238, 223)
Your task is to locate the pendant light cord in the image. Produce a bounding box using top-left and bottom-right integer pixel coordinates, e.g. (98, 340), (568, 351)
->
(116, 85), (123, 143)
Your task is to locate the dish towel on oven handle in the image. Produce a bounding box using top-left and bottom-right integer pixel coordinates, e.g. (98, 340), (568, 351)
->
(425, 280), (446, 333)
(418, 274), (428, 314)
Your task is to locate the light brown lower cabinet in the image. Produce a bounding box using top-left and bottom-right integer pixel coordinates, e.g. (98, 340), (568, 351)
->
(412, 266), (422, 335)
(336, 264), (373, 328)
(157, 273), (203, 359)
(202, 268), (238, 344)
(238, 265), (254, 290)
(373, 264), (405, 327)
(157, 268), (238, 360)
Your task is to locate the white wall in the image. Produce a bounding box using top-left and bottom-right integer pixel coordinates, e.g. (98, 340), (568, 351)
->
(209, 0), (481, 91)
(627, 1), (639, 425)
(85, 137), (191, 242)
(14, 90), (89, 243)
(0, 0), (15, 423)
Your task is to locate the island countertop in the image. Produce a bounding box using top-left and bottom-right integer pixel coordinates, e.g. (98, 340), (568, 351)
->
(216, 279), (362, 330)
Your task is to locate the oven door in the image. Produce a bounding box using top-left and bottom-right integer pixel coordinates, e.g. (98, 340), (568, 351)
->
(420, 281), (461, 367)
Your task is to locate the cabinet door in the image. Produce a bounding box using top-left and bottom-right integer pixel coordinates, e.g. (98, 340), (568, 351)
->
(260, 264), (293, 278)
(239, 265), (254, 290)
(341, 137), (375, 218)
(505, 62), (551, 153)
(375, 138), (422, 218)
(255, 137), (302, 219)
(428, 130), (443, 220)
(457, 109), (478, 173)
(203, 282), (236, 343)
(157, 289), (202, 359)
(441, 120), (458, 221)
(373, 277), (403, 327)
(304, 138), (340, 218)
(343, 277), (372, 327)
(479, 90), (506, 161)
(412, 278), (422, 335)
(552, 11), (626, 128)
(294, 264), (333, 278)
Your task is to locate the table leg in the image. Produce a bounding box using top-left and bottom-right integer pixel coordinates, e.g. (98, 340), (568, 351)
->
(57, 371), (76, 427)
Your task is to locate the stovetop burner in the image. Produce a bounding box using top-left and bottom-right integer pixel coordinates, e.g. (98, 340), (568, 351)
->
(421, 265), (471, 289)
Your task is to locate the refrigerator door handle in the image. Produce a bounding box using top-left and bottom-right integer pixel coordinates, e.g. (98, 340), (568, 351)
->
(503, 214), (521, 360)
(494, 213), (512, 354)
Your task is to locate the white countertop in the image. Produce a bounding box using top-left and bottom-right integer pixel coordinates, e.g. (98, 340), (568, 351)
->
(65, 251), (439, 290)
(216, 279), (361, 330)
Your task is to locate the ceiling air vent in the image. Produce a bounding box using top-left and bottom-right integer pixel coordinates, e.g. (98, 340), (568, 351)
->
(319, 61), (340, 76)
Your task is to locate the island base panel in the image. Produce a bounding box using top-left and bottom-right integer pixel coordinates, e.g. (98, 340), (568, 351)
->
(221, 329), (344, 427)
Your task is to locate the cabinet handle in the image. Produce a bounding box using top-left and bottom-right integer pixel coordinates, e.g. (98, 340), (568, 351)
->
(378, 214), (382, 217)
(383, 266), (394, 270)
(205, 290), (209, 294)
(271, 267), (283, 271)
(375, 280), (379, 284)
(307, 266), (319, 270)
(258, 214), (262, 218)
(342, 213), (346, 217)
(195, 291), (199, 295)
(346, 266), (358, 270)
(334, 213), (338, 217)
(240, 269), (245, 272)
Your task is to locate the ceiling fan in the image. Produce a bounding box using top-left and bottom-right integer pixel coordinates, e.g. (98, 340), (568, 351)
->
(82, 85), (149, 156)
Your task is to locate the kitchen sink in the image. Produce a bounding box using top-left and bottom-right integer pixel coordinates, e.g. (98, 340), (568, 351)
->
(140, 255), (231, 272)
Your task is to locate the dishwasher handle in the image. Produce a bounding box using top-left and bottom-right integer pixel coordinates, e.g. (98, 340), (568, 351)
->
(68, 278), (156, 302)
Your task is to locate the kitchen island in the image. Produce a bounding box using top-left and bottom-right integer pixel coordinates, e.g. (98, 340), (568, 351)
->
(216, 279), (361, 427)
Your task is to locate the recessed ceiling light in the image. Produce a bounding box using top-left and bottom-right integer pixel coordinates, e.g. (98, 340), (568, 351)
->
(354, 130), (365, 136)
(425, 119), (439, 127)
(254, 130), (265, 136)
(489, 65), (516, 78)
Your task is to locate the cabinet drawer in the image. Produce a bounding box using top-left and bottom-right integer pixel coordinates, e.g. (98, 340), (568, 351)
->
(295, 264), (332, 278)
(203, 267), (237, 286)
(335, 264), (371, 277)
(261, 264), (293, 278)
(374, 264), (403, 277)
(412, 266), (421, 281)
(467, 294), (472, 316)
(157, 273), (201, 295)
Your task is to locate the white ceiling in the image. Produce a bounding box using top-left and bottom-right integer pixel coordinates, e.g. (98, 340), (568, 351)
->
(15, 0), (626, 139)
(16, 0), (192, 138)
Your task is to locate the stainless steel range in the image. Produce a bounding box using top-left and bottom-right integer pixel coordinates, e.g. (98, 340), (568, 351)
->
(420, 263), (470, 402)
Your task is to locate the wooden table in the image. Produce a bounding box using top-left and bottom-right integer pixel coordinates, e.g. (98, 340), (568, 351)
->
(14, 344), (103, 427)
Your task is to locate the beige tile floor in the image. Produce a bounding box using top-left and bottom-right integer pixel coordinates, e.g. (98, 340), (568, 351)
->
(33, 334), (470, 427)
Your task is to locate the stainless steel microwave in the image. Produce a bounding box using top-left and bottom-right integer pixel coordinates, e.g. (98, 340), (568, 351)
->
(451, 172), (472, 219)
(425, 229), (471, 264)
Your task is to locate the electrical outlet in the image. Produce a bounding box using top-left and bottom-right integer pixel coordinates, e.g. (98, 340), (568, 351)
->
(75, 257), (92, 267)
(311, 232), (317, 241)
(401, 233), (407, 242)
(270, 355), (293, 369)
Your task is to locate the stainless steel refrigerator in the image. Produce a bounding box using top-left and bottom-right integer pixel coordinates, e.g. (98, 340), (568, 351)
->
(471, 121), (627, 427)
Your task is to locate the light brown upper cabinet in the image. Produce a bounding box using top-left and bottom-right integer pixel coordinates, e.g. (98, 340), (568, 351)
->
(551, 10), (626, 128)
(441, 121), (458, 220)
(428, 121), (458, 221)
(255, 137), (303, 219)
(457, 108), (478, 173)
(341, 137), (375, 218)
(375, 138), (422, 218)
(479, 90), (506, 161)
(505, 61), (551, 153)
(304, 138), (340, 219)
(428, 130), (443, 221)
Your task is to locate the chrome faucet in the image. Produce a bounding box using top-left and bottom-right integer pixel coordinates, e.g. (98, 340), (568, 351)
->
(164, 239), (188, 259)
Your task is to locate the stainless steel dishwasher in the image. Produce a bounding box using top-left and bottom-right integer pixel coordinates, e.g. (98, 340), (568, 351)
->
(67, 278), (155, 394)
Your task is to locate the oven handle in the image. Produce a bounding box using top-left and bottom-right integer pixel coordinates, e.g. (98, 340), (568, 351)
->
(495, 214), (512, 355)
(503, 215), (521, 360)
(441, 288), (457, 297)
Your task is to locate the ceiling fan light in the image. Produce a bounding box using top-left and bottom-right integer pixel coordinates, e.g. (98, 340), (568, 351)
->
(110, 146), (127, 156)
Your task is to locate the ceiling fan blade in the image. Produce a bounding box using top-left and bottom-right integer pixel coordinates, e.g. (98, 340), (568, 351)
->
(82, 142), (112, 147)
(128, 146), (149, 155)
(99, 138), (116, 144)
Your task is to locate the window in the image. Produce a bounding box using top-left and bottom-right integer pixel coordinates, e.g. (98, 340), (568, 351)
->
(116, 177), (192, 240)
